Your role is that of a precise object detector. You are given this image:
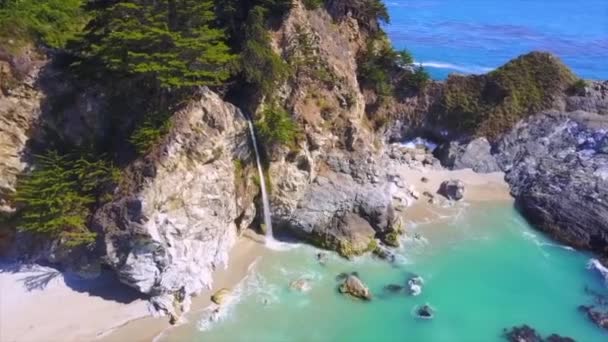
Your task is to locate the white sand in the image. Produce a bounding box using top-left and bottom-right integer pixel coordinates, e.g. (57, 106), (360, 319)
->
(0, 264), (148, 342)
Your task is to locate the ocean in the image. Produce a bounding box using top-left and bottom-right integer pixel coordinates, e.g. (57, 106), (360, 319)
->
(161, 202), (608, 342)
(384, 0), (608, 80)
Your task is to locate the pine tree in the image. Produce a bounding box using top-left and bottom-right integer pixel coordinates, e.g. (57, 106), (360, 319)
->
(78, 0), (236, 88)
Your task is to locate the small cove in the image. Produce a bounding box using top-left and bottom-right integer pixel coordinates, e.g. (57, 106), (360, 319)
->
(161, 201), (608, 341)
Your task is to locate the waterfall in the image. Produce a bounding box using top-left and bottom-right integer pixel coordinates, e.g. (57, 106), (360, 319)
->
(246, 119), (275, 244)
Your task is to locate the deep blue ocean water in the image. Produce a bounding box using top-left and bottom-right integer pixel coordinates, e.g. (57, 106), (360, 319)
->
(384, 0), (608, 80)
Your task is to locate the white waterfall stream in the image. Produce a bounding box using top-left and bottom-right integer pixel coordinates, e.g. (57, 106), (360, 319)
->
(246, 119), (275, 244)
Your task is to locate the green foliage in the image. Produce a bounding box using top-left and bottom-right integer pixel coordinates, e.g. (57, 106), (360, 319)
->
(76, 0), (236, 88)
(570, 79), (587, 95)
(241, 6), (292, 96)
(0, 0), (87, 51)
(358, 39), (427, 98)
(255, 104), (298, 147)
(129, 111), (173, 155)
(398, 64), (430, 92)
(438, 52), (577, 139)
(14, 151), (119, 247)
(303, 0), (324, 10)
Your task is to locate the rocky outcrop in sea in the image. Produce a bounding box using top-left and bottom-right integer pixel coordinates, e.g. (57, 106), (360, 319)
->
(496, 110), (608, 257)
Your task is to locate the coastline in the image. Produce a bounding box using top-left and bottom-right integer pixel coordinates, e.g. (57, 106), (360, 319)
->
(1, 168), (512, 342)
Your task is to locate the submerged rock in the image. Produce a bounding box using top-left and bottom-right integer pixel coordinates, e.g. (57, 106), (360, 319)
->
(211, 288), (232, 305)
(338, 275), (372, 300)
(438, 180), (465, 201)
(579, 305), (608, 330)
(384, 284), (404, 293)
(503, 325), (575, 342)
(289, 278), (312, 292)
(545, 334), (576, 342)
(415, 304), (434, 319)
(503, 325), (542, 342)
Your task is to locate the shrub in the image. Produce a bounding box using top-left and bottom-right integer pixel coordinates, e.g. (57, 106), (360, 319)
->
(129, 111), (173, 155)
(436, 52), (577, 139)
(0, 0), (87, 51)
(569, 79), (587, 95)
(255, 104), (298, 147)
(241, 6), (292, 96)
(13, 151), (119, 247)
(358, 39), (428, 98)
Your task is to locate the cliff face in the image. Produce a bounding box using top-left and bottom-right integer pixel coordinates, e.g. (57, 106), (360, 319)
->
(496, 111), (608, 258)
(264, 2), (404, 256)
(0, 49), (44, 216)
(93, 88), (258, 317)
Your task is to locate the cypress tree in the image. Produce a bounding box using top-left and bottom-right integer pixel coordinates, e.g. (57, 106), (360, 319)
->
(78, 0), (236, 88)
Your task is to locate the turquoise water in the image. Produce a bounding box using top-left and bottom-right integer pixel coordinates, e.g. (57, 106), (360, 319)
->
(163, 203), (608, 341)
(385, 0), (608, 80)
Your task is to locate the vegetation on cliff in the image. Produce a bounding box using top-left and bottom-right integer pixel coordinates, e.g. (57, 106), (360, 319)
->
(13, 151), (119, 247)
(0, 0), (87, 51)
(435, 52), (577, 139)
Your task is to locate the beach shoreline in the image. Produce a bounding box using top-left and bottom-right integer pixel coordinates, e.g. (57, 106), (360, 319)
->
(1, 168), (512, 342)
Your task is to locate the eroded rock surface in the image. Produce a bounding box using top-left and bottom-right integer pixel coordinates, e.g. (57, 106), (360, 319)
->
(93, 88), (257, 317)
(496, 110), (608, 256)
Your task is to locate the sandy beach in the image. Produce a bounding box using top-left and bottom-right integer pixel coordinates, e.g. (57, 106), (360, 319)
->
(0, 264), (148, 342)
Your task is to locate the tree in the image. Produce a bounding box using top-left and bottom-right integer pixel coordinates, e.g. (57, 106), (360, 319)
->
(14, 151), (119, 247)
(241, 6), (291, 96)
(77, 0), (236, 88)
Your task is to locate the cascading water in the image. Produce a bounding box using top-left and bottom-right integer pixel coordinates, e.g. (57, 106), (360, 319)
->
(246, 119), (276, 245)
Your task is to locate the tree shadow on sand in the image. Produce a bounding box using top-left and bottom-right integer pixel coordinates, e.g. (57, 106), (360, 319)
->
(0, 261), (146, 304)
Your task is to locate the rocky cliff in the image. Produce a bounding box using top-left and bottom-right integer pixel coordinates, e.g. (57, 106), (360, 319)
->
(496, 110), (608, 257)
(92, 88), (258, 317)
(0, 48), (44, 216)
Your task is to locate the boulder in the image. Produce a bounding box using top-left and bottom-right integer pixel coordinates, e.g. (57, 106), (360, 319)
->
(211, 288), (231, 305)
(434, 138), (500, 173)
(438, 180), (465, 201)
(338, 275), (372, 300)
(277, 171), (396, 258)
